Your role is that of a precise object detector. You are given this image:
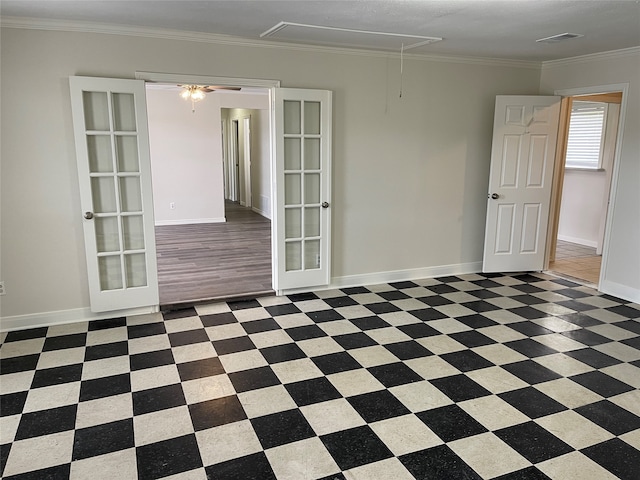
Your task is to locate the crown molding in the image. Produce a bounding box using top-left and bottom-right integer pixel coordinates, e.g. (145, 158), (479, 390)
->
(542, 46), (640, 69)
(1, 16), (540, 69)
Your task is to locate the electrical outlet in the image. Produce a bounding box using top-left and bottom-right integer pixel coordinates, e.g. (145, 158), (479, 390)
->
(0, 281), (5, 296)
(170, 202), (176, 210)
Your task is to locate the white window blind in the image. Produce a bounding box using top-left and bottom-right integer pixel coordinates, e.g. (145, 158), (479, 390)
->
(565, 101), (607, 169)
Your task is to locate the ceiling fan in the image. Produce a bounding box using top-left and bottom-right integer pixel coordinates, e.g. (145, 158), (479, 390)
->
(179, 84), (241, 112)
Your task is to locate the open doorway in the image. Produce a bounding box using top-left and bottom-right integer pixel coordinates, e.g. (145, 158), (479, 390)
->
(547, 90), (623, 286)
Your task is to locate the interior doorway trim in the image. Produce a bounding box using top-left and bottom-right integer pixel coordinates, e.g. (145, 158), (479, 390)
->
(135, 71), (281, 89)
(550, 83), (629, 290)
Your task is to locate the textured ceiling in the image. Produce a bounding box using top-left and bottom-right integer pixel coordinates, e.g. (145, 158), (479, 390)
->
(2, 1), (639, 61)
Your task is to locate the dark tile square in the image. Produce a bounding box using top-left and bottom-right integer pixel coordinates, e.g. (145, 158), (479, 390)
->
(177, 357), (224, 381)
(1, 391), (27, 417)
(285, 377), (342, 406)
(31, 364), (83, 388)
(560, 329), (612, 346)
(265, 303), (302, 316)
(570, 371), (634, 398)
(312, 352), (362, 375)
(212, 336), (256, 355)
(72, 418), (134, 460)
(251, 409), (315, 449)
(323, 296), (358, 308)
(88, 317), (126, 331)
(228, 366), (281, 393)
(163, 307), (198, 319)
(260, 343), (306, 364)
(228, 299), (262, 310)
(492, 466), (551, 479)
(285, 325), (327, 341)
(241, 318), (281, 334)
(622, 336), (640, 349)
(366, 302), (401, 315)
(508, 321), (554, 337)
(43, 333), (86, 351)
(189, 395), (247, 431)
(436, 275), (464, 283)
(384, 341), (432, 360)
(555, 288), (591, 299)
(462, 300), (501, 313)
(468, 289), (501, 299)
(127, 322), (166, 339)
(511, 283), (544, 294)
(582, 438), (640, 480)
(307, 309), (344, 323)
(397, 322), (440, 338)
(511, 295), (547, 305)
(427, 284), (458, 294)
(514, 273), (544, 283)
(429, 374), (491, 402)
(410, 308), (448, 321)
(200, 312), (237, 327)
(502, 360), (562, 384)
(321, 425), (393, 471)
(400, 444), (481, 480)
(499, 387), (567, 418)
(136, 434), (203, 480)
(350, 316), (391, 331)
(378, 291), (410, 301)
(80, 373), (131, 402)
(607, 304), (640, 319)
(565, 348), (621, 368)
(169, 328), (210, 347)
(551, 278), (580, 287)
(204, 452), (276, 480)
(389, 281), (420, 289)
(507, 306), (547, 320)
(333, 332), (377, 350)
(368, 362), (424, 387)
(416, 404), (487, 442)
(418, 295), (453, 307)
(504, 339), (558, 358)
(130, 349), (174, 371)
(495, 421), (573, 463)
(132, 384), (186, 415)
(4, 327), (48, 342)
(440, 350), (494, 372)
(14, 404), (77, 440)
(558, 312), (603, 327)
(288, 292), (318, 302)
(84, 341), (128, 361)
(472, 279), (502, 288)
(340, 286), (370, 295)
(556, 300), (596, 312)
(450, 330), (495, 347)
(575, 400), (640, 435)
(0, 354), (39, 375)
(347, 389), (410, 422)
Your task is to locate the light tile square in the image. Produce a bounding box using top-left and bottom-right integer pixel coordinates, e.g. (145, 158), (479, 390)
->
(266, 437), (340, 480)
(36, 347), (85, 369)
(75, 393), (133, 429)
(534, 378), (603, 409)
(416, 335), (466, 355)
(128, 334), (171, 355)
(172, 342), (218, 364)
(472, 344), (528, 365)
(249, 329), (294, 349)
(406, 356), (461, 380)
(86, 327), (128, 346)
(133, 405), (194, 446)
(459, 395), (529, 431)
(3, 431), (74, 477)
(365, 327), (412, 345)
(205, 323), (246, 341)
(319, 320), (361, 336)
(533, 353), (593, 377)
(182, 374), (236, 404)
(69, 448), (138, 480)
(238, 385), (298, 418)
(196, 419), (262, 466)
(537, 451), (619, 480)
(81, 356), (130, 380)
(465, 366), (529, 394)
(349, 345), (399, 368)
(389, 380), (454, 412)
(271, 358), (324, 384)
(327, 369), (385, 397)
(219, 350), (268, 373)
(23, 382), (81, 412)
(370, 414), (442, 455)
(535, 410), (614, 449)
(297, 337), (344, 357)
(130, 364), (181, 392)
(301, 398), (366, 435)
(344, 457), (415, 480)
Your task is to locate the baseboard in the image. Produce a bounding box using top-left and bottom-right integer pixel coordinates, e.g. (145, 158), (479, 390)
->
(0, 305), (160, 333)
(557, 235), (598, 248)
(251, 206), (271, 220)
(155, 217), (226, 226)
(599, 279), (640, 304)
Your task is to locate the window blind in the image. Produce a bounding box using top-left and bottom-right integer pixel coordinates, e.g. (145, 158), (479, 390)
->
(565, 101), (607, 169)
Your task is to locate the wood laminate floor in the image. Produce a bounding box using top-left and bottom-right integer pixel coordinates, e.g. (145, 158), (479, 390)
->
(549, 240), (601, 285)
(155, 201), (272, 306)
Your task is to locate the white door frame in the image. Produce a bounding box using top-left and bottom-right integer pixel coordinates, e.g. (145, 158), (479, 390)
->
(551, 83), (629, 289)
(242, 116), (252, 208)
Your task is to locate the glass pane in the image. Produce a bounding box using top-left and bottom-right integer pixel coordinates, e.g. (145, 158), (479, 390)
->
(304, 138), (320, 170)
(304, 173), (320, 204)
(83, 91), (109, 131)
(112, 93), (136, 131)
(91, 177), (117, 213)
(119, 177), (142, 212)
(123, 215), (145, 250)
(95, 216), (120, 253)
(304, 101), (321, 135)
(285, 208), (301, 239)
(305, 239), (320, 269)
(284, 138), (301, 170)
(285, 173), (301, 206)
(284, 101), (301, 135)
(87, 135), (113, 173)
(125, 253), (147, 287)
(285, 241), (301, 271)
(98, 255), (123, 291)
(305, 207), (320, 237)
(115, 135), (139, 172)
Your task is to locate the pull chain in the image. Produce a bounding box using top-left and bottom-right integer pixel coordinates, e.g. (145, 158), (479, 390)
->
(400, 43), (404, 98)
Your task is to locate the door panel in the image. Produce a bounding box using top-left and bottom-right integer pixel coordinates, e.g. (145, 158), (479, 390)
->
(483, 96), (561, 273)
(70, 76), (158, 312)
(274, 88), (332, 291)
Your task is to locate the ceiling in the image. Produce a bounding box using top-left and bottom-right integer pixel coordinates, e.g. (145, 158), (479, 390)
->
(2, 1), (639, 62)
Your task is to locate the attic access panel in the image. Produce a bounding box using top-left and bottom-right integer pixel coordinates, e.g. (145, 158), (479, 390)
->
(261, 22), (442, 53)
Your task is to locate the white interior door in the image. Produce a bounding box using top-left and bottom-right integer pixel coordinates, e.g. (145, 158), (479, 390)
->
(69, 76), (159, 312)
(483, 95), (561, 272)
(274, 88), (332, 291)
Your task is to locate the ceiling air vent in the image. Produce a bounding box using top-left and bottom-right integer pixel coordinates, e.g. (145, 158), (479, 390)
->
(536, 33), (584, 43)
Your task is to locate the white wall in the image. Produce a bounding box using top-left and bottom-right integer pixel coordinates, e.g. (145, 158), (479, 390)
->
(147, 87), (225, 225)
(1, 26), (542, 320)
(541, 48), (640, 301)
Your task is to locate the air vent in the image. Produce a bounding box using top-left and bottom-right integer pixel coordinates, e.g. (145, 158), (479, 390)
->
(536, 33), (583, 43)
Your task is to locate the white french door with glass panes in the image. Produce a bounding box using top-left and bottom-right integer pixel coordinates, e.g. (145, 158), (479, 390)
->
(69, 76), (158, 312)
(274, 88), (332, 292)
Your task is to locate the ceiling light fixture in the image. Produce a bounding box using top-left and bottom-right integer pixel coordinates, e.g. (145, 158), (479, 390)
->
(180, 85), (207, 112)
(536, 33), (583, 43)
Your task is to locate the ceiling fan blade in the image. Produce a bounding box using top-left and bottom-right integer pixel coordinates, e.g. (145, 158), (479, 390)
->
(205, 86), (242, 91)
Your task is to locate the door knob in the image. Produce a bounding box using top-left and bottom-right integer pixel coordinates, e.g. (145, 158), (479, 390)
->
(321, 202), (330, 208)
(84, 211), (94, 219)
(490, 193), (499, 200)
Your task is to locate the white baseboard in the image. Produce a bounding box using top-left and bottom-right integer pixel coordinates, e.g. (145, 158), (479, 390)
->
(599, 279), (640, 304)
(557, 235), (598, 248)
(155, 217), (226, 226)
(0, 305), (159, 333)
(251, 206), (271, 220)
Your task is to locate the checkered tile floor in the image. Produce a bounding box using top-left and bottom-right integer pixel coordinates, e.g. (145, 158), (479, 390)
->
(2, 273), (640, 479)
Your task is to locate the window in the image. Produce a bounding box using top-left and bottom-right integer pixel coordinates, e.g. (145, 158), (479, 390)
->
(565, 101), (607, 169)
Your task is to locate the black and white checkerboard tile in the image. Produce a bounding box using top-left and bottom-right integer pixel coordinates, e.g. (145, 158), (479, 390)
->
(2, 272), (639, 479)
